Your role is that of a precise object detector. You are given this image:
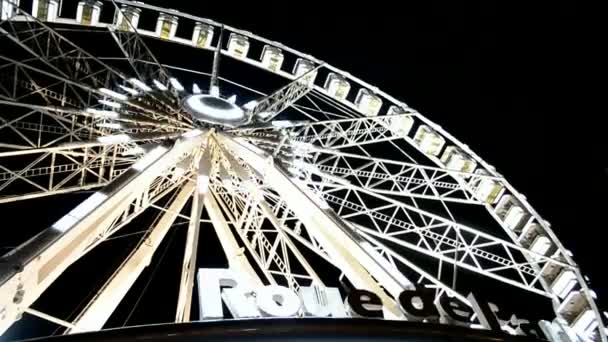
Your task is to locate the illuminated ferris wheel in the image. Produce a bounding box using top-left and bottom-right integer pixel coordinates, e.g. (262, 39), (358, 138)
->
(0, 1), (605, 341)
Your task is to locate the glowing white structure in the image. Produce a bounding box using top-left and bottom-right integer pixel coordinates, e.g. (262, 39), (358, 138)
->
(0, 2), (604, 342)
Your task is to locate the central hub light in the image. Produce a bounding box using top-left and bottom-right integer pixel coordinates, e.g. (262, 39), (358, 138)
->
(183, 94), (248, 127)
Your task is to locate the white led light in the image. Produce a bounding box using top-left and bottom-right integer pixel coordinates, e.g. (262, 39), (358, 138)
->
(271, 120), (295, 128)
(153, 79), (168, 91)
(192, 83), (202, 94)
(132, 146), (168, 171)
(121, 146), (145, 156)
(227, 95), (237, 104)
(86, 108), (119, 119)
(243, 100), (258, 111)
(118, 85), (138, 96)
(256, 111), (273, 119)
(99, 87), (128, 101)
(182, 129), (203, 138)
(69, 192), (108, 219)
(590, 290), (597, 299)
(97, 134), (131, 144)
(210, 85), (220, 97)
(129, 78), (152, 92)
(52, 215), (79, 232)
(52, 192), (108, 232)
(197, 174), (210, 193)
(98, 99), (122, 109)
(169, 77), (184, 92)
(96, 123), (122, 129)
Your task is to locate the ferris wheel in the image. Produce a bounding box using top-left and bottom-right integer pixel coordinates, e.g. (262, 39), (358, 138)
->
(0, 0), (605, 341)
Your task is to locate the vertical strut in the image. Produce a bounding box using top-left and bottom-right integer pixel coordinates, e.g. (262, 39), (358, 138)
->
(175, 148), (210, 322)
(218, 134), (411, 318)
(0, 133), (203, 335)
(209, 25), (224, 96)
(205, 191), (263, 287)
(66, 182), (195, 333)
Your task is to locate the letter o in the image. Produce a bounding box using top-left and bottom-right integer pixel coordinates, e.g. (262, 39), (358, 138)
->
(256, 285), (301, 317)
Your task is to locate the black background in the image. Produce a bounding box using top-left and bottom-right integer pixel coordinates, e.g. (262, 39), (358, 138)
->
(141, 0), (607, 304)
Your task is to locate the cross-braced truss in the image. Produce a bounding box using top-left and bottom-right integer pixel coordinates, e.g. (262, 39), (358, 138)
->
(0, 2), (604, 342)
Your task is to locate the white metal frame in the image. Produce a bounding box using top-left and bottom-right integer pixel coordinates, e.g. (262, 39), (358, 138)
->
(0, 1), (603, 341)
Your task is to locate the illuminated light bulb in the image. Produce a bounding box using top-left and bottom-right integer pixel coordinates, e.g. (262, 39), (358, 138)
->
(122, 146), (145, 156)
(129, 78), (152, 92)
(243, 100), (258, 111)
(197, 174), (210, 194)
(98, 99), (122, 109)
(210, 85), (220, 97)
(132, 146), (168, 171)
(153, 79), (168, 91)
(271, 120), (294, 128)
(97, 134), (131, 144)
(85, 108), (119, 118)
(256, 111), (273, 119)
(227, 95), (237, 104)
(52, 192), (108, 232)
(192, 83), (202, 94)
(99, 87), (128, 101)
(96, 123), (122, 129)
(118, 85), (138, 96)
(169, 77), (184, 92)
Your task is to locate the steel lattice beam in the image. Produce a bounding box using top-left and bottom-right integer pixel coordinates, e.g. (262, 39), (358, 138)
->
(0, 131), (204, 335)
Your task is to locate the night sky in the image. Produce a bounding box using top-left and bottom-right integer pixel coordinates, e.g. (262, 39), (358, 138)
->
(146, 0), (606, 305)
(1, 1), (606, 340)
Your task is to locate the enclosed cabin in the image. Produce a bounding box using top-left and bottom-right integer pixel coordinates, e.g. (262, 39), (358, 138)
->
(293, 58), (317, 85)
(469, 169), (504, 204)
(261, 46), (284, 72)
(518, 220), (554, 258)
(115, 5), (141, 32)
(1, 0), (20, 20)
(324, 73), (350, 101)
(557, 291), (599, 339)
(227, 33), (249, 59)
(155, 13), (178, 40)
(76, 0), (102, 25)
(413, 125), (445, 156)
(385, 105), (414, 137)
(355, 89), (382, 116)
(32, 0), (58, 21)
(540, 250), (577, 299)
(192, 23), (214, 48)
(494, 194), (530, 232)
(440, 146), (477, 175)
(553, 268), (578, 299)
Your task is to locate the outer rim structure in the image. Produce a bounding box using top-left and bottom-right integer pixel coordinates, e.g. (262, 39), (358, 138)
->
(0, 1), (604, 341)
